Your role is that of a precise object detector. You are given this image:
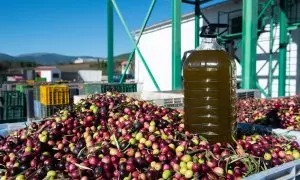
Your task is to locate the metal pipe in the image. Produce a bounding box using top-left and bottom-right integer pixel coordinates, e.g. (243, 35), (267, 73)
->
(268, 0), (274, 97)
(195, 1), (200, 48)
(111, 0), (161, 91)
(107, 0), (114, 83)
(200, 11), (210, 24)
(278, 0), (287, 96)
(287, 23), (300, 31)
(241, 0), (258, 89)
(119, 0), (157, 83)
(258, 0), (273, 20)
(172, 0), (182, 90)
(182, 0), (195, 5)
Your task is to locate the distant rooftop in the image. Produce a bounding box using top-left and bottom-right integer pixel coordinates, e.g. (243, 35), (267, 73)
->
(35, 66), (58, 71)
(57, 63), (100, 72)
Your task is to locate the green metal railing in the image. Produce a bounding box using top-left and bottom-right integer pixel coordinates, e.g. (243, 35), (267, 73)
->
(108, 0), (215, 91)
(119, 0), (157, 84)
(286, 0), (300, 25)
(106, 0), (300, 96)
(108, 0), (161, 91)
(216, 0), (300, 97)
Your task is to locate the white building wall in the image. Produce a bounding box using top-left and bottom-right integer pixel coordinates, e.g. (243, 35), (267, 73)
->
(135, 18), (199, 91)
(51, 68), (61, 82)
(40, 71), (52, 82)
(78, 70), (102, 82)
(135, 0), (300, 97)
(38, 68), (61, 82)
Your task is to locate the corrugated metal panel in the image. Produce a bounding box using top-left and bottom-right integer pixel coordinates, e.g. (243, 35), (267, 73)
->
(78, 70), (102, 82)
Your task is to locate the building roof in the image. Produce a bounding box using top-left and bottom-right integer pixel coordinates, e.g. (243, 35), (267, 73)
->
(134, 0), (231, 35)
(57, 63), (100, 72)
(35, 66), (58, 71)
(121, 61), (128, 65)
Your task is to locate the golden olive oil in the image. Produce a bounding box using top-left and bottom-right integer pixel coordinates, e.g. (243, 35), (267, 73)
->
(183, 50), (237, 143)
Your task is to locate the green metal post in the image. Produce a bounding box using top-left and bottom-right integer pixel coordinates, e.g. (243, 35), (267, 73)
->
(107, 0), (114, 83)
(195, 1), (200, 48)
(278, 0), (288, 96)
(268, 0), (274, 97)
(241, 0), (258, 89)
(287, 33), (292, 96)
(111, 0), (160, 91)
(119, 0), (157, 83)
(172, 0), (182, 90)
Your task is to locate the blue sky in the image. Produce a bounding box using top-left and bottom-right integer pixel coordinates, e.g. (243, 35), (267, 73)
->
(0, 0), (224, 57)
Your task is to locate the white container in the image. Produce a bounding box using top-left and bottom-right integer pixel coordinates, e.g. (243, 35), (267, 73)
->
(272, 129), (300, 144)
(244, 159), (300, 180)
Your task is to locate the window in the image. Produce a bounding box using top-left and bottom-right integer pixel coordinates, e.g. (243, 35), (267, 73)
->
(231, 16), (243, 34)
(231, 16), (262, 34)
(36, 72), (41, 78)
(53, 73), (60, 78)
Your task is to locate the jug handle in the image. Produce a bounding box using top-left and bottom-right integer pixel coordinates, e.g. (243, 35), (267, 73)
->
(181, 50), (196, 81)
(181, 50), (196, 69)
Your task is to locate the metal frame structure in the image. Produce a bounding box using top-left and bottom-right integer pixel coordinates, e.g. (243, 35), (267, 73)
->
(107, 0), (300, 96)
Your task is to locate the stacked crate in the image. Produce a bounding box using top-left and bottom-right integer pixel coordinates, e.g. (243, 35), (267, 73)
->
(101, 83), (137, 93)
(69, 88), (80, 103)
(33, 85), (41, 118)
(35, 77), (47, 83)
(39, 85), (69, 118)
(84, 83), (137, 94)
(0, 91), (26, 123)
(16, 84), (33, 93)
(24, 88), (34, 119)
(84, 83), (102, 94)
(16, 84), (34, 119)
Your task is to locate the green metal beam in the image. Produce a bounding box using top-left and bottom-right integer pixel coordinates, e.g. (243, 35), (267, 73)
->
(107, 0), (114, 83)
(172, 0), (182, 90)
(278, 0), (288, 96)
(241, 0), (258, 89)
(119, 0), (157, 83)
(182, 0), (212, 5)
(111, 0), (161, 91)
(258, 0), (273, 20)
(220, 29), (264, 41)
(195, 1), (200, 48)
(268, 0), (274, 97)
(287, 23), (300, 31)
(219, 0), (270, 42)
(256, 82), (269, 98)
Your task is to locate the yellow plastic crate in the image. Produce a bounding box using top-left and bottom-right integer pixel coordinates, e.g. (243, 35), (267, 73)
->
(40, 85), (70, 105)
(26, 80), (35, 84)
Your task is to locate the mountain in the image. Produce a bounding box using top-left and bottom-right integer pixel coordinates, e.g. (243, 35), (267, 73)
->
(113, 53), (131, 62)
(17, 53), (103, 65)
(0, 53), (17, 61)
(0, 52), (131, 66)
(0, 53), (103, 65)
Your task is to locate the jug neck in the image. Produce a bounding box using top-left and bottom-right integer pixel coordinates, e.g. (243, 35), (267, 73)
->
(197, 37), (225, 51)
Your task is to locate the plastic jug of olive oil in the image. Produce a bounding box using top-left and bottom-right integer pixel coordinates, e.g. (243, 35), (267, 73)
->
(182, 24), (237, 143)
